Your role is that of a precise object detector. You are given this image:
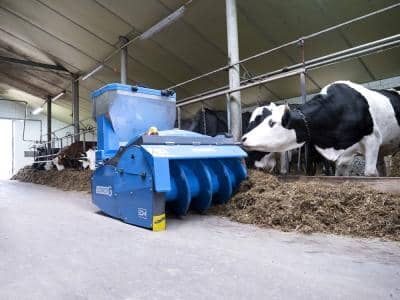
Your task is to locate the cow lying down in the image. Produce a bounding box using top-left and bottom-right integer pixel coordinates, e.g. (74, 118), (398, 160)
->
(242, 81), (400, 176)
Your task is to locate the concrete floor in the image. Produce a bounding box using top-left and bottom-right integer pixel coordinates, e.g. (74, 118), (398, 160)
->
(1, 181), (399, 300)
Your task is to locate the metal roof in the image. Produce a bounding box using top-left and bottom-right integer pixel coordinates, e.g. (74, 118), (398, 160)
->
(0, 0), (399, 125)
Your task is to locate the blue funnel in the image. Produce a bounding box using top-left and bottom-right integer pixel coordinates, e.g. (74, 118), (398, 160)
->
(91, 84), (176, 160)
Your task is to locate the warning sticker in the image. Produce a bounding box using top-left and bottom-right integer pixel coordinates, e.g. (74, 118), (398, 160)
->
(152, 214), (166, 231)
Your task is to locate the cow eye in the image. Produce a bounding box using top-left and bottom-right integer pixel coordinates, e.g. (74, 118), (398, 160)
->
(269, 120), (276, 128)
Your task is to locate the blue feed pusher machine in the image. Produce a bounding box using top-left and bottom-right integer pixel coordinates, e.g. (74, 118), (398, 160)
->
(91, 84), (247, 231)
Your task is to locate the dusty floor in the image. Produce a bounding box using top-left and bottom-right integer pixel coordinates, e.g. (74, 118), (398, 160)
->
(1, 180), (400, 300)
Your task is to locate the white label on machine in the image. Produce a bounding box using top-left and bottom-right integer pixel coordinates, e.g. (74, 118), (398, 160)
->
(95, 185), (113, 197)
(138, 208), (148, 219)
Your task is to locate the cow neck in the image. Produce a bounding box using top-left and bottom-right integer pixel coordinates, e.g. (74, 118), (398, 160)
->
(293, 108), (311, 142)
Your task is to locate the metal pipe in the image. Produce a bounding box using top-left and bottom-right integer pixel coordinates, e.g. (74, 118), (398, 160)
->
(241, 34), (400, 86)
(226, 94), (231, 133)
(307, 38), (400, 70)
(299, 40), (309, 174)
(35, 128), (97, 148)
(165, 3), (400, 91)
(0, 98), (43, 142)
(177, 68), (304, 107)
(46, 96), (52, 154)
(177, 34), (400, 107)
(177, 107), (182, 129)
(72, 74), (80, 142)
(0, 116), (42, 138)
(120, 36), (129, 84)
(300, 71), (309, 173)
(225, 0), (242, 141)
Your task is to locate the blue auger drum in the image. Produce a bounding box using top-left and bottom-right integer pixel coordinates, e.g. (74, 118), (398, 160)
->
(91, 83), (247, 231)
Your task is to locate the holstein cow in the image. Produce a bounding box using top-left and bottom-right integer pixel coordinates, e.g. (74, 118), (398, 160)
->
(245, 103), (335, 175)
(244, 103), (281, 172)
(53, 141), (97, 171)
(242, 81), (400, 176)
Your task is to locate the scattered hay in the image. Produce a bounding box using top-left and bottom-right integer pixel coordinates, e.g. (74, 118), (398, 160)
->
(390, 152), (400, 177)
(210, 170), (400, 241)
(12, 166), (91, 192)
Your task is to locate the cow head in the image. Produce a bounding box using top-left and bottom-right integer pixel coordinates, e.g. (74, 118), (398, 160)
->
(241, 104), (305, 152)
(245, 103), (275, 133)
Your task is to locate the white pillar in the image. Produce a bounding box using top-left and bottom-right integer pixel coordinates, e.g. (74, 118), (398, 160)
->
(226, 0), (242, 141)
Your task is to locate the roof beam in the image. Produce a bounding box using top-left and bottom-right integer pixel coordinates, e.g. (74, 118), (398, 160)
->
(0, 55), (70, 73)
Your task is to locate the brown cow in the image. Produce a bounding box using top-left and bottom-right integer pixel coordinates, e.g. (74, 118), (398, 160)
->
(53, 141), (96, 170)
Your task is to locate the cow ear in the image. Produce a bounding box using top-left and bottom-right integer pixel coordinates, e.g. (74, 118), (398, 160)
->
(281, 106), (292, 128)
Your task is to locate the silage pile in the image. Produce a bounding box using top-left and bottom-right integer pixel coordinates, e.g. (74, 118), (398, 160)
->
(390, 152), (400, 177)
(12, 166), (91, 192)
(210, 170), (400, 241)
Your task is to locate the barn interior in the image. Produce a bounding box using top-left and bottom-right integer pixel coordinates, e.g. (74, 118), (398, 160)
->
(1, 1), (400, 299)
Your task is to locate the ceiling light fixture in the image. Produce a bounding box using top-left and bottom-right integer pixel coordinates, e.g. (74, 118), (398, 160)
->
(51, 91), (65, 102)
(139, 5), (187, 40)
(82, 65), (104, 81)
(32, 106), (44, 115)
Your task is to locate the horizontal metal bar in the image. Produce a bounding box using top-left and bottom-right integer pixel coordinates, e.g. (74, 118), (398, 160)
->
(177, 34), (400, 107)
(245, 34), (400, 84)
(307, 39), (400, 70)
(0, 55), (70, 73)
(177, 68), (304, 107)
(166, 3), (400, 91)
(34, 129), (97, 147)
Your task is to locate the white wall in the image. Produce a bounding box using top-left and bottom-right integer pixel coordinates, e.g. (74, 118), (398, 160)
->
(0, 100), (71, 175)
(0, 119), (13, 179)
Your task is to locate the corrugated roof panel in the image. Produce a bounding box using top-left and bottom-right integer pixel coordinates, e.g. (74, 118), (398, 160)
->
(38, 0), (133, 45)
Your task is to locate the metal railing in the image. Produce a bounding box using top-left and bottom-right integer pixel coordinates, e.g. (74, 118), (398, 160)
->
(32, 128), (97, 163)
(167, 2), (400, 92)
(176, 34), (400, 107)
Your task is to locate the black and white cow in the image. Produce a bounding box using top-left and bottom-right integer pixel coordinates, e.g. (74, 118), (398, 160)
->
(242, 81), (400, 176)
(245, 102), (335, 175)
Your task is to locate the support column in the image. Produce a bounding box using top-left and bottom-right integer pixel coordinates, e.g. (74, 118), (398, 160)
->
(300, 71), (310, 174)
(120, 36), (129, 84)
(225, 0), (242, 141)
(72, 74), (80, 142)
(47, 96), (52, 153)
(299, 38), (310, 174)
(177, 107), (182, 129)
